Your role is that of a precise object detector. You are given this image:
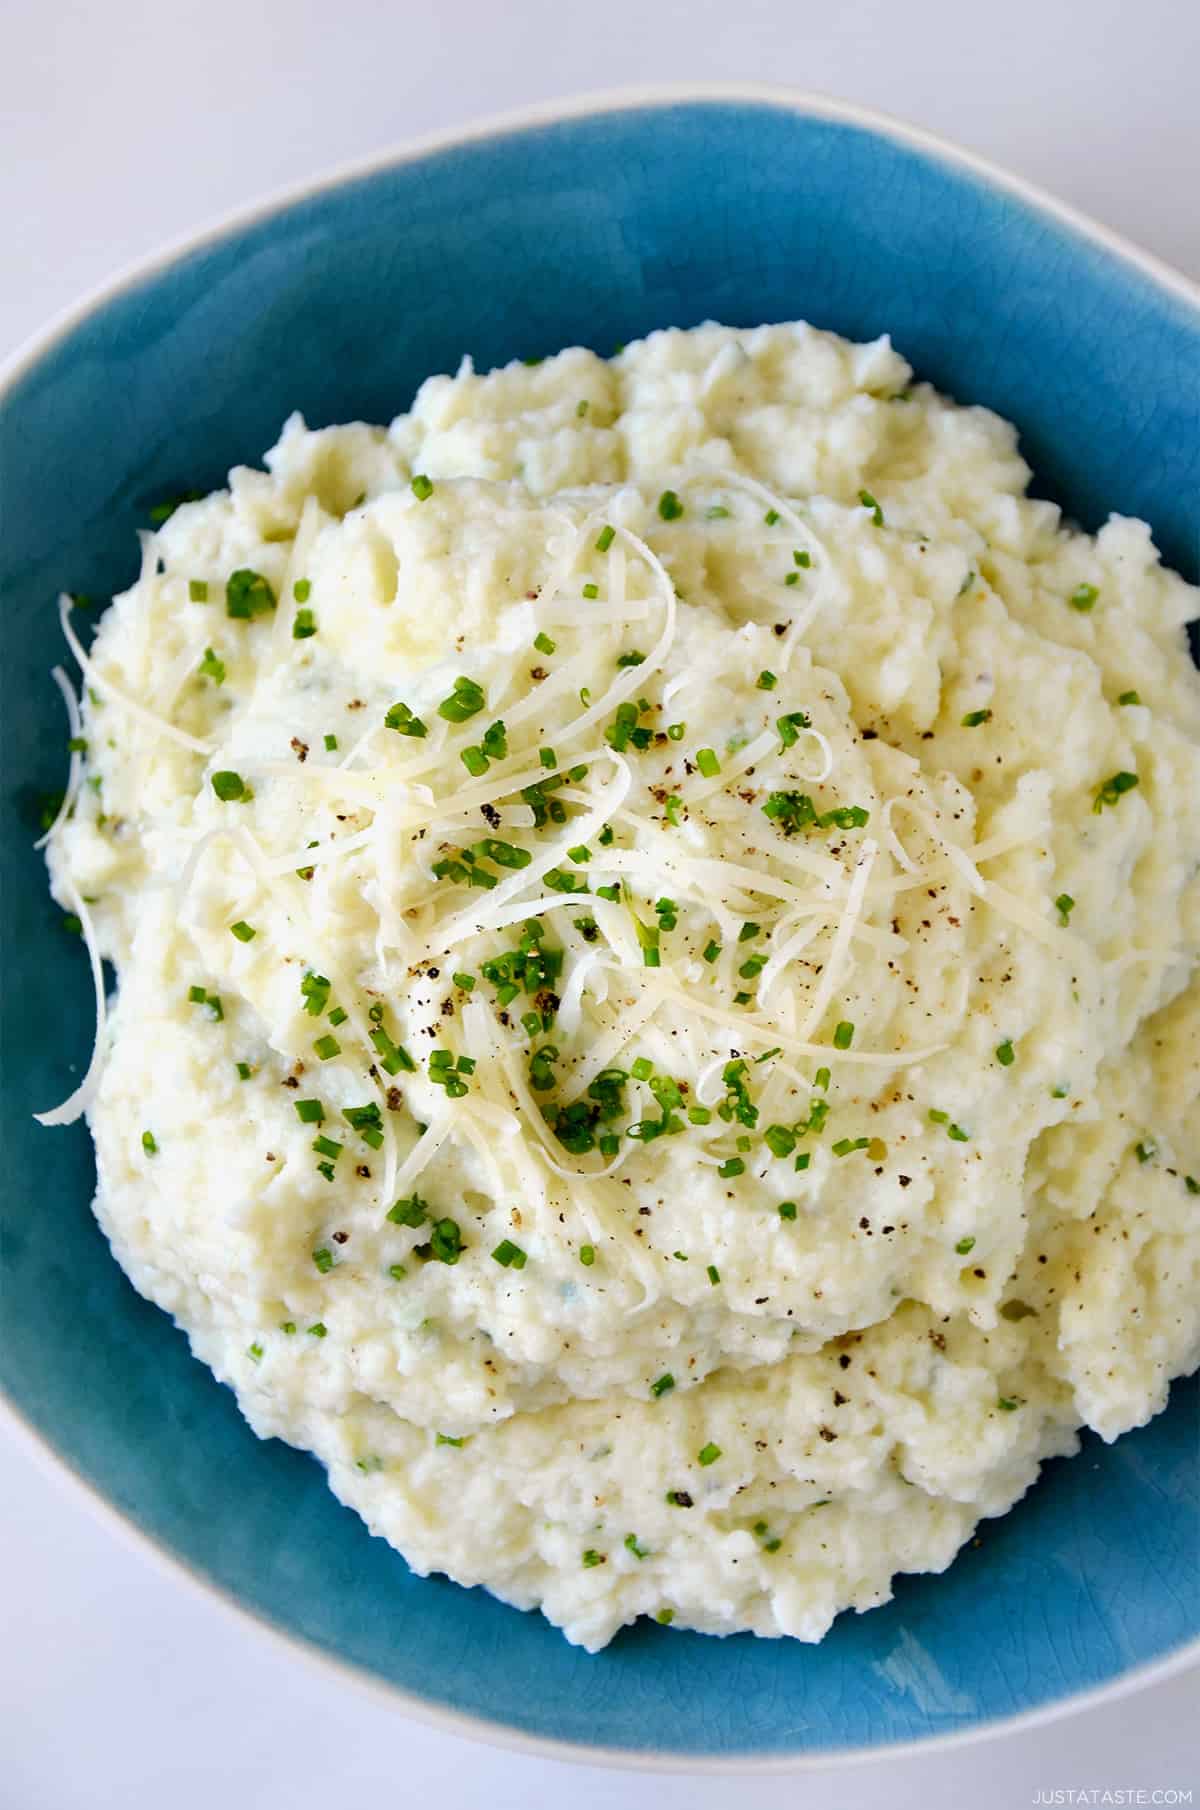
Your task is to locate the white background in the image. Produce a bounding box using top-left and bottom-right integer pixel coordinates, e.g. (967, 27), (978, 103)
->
(2, 2), (1197, 1804)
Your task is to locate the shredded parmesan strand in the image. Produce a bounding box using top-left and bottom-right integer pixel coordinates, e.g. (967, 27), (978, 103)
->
(34, 881), (107, 1126)
(390, 1114), (454, 1199)
(34, 667), (85, 850)
(880, 796), (985, 897)
(795, 838), (878, 1042)
(58, 594), (212, 756)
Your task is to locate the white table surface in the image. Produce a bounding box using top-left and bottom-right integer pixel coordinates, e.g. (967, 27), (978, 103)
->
(3, 2), (1197, 1803)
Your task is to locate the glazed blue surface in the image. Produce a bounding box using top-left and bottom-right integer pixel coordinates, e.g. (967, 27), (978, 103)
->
(1, 97), (1197, 1759)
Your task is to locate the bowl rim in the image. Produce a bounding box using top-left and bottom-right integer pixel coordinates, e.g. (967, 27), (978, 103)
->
(2, 81), (1197, 1774)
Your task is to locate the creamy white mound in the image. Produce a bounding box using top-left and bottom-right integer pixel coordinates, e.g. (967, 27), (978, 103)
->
(43, 322), (1200, 1650)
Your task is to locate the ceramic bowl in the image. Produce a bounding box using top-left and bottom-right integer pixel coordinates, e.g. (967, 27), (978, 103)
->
(2, 88), (1197, 1767)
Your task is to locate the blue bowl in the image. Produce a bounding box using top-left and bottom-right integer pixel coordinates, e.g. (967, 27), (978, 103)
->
(2, 89), (1197, 1766)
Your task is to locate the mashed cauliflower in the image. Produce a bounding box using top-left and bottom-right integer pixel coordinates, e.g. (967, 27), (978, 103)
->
(40, 323), (1200, 1649)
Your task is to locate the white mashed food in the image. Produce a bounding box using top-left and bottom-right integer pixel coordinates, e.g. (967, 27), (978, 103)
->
(41, 322), (1200, 1650)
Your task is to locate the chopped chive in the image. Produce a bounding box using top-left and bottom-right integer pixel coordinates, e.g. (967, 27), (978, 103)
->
(764, 1124), (796, 1158)
(211, 770), (247, 801)
(579, 1244), (596, 1266)
(997, 1397), (1020, 1412)
(582, 1549), (605, 1568)
(313, 1034), (341, 1061)
(492, 1238), (527, 1269)
(794, 1153), (810, 1172)
(461, 745), (489, 777)
(702, 939), (721, 963)
(707, 1264), (720, 1285)
(858, 489), (884, 526)
(225, 568), (276, 619)
(814, 1066), (831, 1091)
(687, 1105), (712, 1125)
(437, 677), (487, 724)
(705, 504), (730, 520)
(534, 631), (556, 655)
(1055, 893), (1075, 925)
(757, 670), (777, 691)
(947, 1123), (969, 1142)
(328, 1006), (348, 1027)
(410, 473), (434, 501)
(582, 582), (599, 600)
(779, 1201), (797, 1220)
(832, 1137), (870, 1157)
(235, 1061), (253, 1080)
(717, 1158), (745, 1179)
(293, 578), (311, 603)
(695, 747), (720, 778)
(452, 971), (475, 991)
(307, 1321), (327, 1337)
(657, 490), (684, 520)
(962, 708), (992, 727)
(616, 649), (645, 667)
(666, 722), (685, 741)
(1117, 690), (1141, 707)
(230, 920), (256, 943)
(312, 1135), (342, 1160)
(995, 1038), (1015, 1066)
(697, 1442), (721, 1467)
(312, 1248), (334, 1274)
(1093, 770), (1138, 812)
(650, 1373), (675, 1398)
(199, 647), (225, 685)
(1069, 583), (1099, 611)
(188, 579), (209, 603)
(928, 1108), (949, 1124)
(955, 1235), (976, 1255)
(141, 1130), (158, 1156)
(764, 508), (780, 526)
(624, 1532), (649, 1558)
(793, 549), (811, 568)
(595, 524), (615, 552)
(832, 1020), (854, 1050)
(292, 608), (317, 639)
(384, 700), (428, 737)
(775, 711), (812, 749)
(323, 733), (338, 751)
(436, 1432), (464, 1447)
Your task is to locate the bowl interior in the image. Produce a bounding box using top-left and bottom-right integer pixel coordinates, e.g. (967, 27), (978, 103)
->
(1, 95), (1197, 1760)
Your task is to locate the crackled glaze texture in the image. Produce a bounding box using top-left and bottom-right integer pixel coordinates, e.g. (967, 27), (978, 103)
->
(1, 96), (1197, 1758)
